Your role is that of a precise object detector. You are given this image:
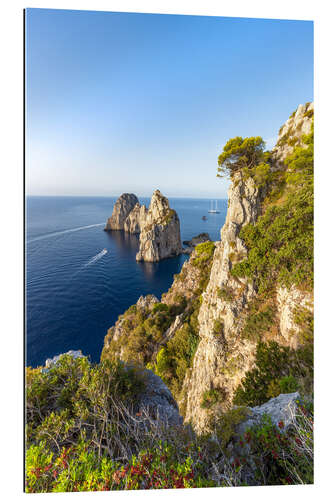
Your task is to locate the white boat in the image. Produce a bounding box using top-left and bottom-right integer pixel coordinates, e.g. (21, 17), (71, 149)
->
(208, 200), (220, 214)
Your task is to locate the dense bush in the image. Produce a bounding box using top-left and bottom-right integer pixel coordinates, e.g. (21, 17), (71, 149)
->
(26, 355), (145, 454)
(233, 341), (313, 407)
(149, 297), (201, 398)
(192, 241), (215, 269)
(102, 298), (186, 366)
(25, 354), (313, 491)
(242, 402), (313, 485)
(26, 440), (215, 492)
(241, 300), (276, 341)
(201, 388), (226, 409)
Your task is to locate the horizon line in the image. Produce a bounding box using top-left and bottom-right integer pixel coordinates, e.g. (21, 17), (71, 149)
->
(26, 194), (229, 200)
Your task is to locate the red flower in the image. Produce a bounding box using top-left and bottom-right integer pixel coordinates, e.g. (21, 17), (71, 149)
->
(278, 420), (284, 429)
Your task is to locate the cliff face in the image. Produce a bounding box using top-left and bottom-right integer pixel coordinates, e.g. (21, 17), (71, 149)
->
(272, 102), (313, 165)
(105, 193), (139, 230)
(123, 203), (148, 234)
(136, 190), (182, 262)
(183, 103), (314, 431)
(184, 174), (264, 429)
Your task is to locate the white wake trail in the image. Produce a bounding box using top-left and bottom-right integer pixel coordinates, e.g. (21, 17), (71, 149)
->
(27, 223), (105, 243)
(84, 248), (108, 267)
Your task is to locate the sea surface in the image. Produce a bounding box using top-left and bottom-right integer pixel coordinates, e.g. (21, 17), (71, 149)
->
(26, 196), (227, 367)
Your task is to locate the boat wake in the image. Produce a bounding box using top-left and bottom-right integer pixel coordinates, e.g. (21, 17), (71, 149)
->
(28, 223), (105, 243)
(84, 248), (108, 267)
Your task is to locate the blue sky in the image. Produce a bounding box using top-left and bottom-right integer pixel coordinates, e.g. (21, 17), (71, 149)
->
(25, 9), (313, 198)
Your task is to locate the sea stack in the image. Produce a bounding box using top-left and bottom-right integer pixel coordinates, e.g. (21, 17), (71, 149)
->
(136, 190), (182, 262)
(123, 203), (148, 234)
(104, 193), (139, 231)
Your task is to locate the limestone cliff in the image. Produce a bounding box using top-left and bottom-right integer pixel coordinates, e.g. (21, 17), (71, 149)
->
(136, 190), (182, 262)
(123, 203), (148, 234)
(182, 104), (314, 431)
(272, 102), (313, 165)
(104, 193), (139, 230)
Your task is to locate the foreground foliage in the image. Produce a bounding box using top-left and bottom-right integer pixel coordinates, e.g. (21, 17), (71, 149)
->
(25, 355), (313, 492)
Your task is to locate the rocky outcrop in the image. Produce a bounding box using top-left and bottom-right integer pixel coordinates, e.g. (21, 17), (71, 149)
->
(272, 102), (313, 165)
(276, 286), (313, 349)
(105, 193), (139, 230)
(161, 249), (206, 306)
(43, 350), (85, 371)
(103, 294), (158, 355)
(138, 368), (183, 426)
(136, 190), (182, 262)
(183, 233), (211, 253)
(102, 104), (313, 434)
(123, 203), (148, 234)
(235, 392), (300, 436)
(184, 173), (263, 431)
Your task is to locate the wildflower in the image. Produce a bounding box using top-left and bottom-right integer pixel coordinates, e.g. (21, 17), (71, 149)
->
(278, 420), (284, 429)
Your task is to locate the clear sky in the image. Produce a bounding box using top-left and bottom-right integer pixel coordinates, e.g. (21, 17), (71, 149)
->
(25, 9), (313, 198)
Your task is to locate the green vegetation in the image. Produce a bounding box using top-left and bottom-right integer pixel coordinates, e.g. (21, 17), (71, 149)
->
(231, 126), (313, 294)
(243, 404), (313, 485)
(149, 297), (201, 399)
(26, 354), (313, 491)
(217, 284), (234, 302)
(102, 297), (186, 366)
(161, 208), (176, 225)
(217, 136), (266, 178)
(201, 388), (226, 409)
(192, 241), (215, 269)
(241, 300), (276, 341)
(213, 319), (225, 338)
(233, 341), (313, 407)
(209, 406), (249, 448)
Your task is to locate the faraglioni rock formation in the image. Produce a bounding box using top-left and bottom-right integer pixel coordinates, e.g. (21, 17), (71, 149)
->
(104, 190), (182, 262)
(136, 190), (182, 262)
(123, 202), (148, 234)
(104, 193), (139, 230)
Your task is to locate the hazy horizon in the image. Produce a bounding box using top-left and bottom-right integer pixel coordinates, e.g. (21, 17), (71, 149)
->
(25, 9), (313, 198)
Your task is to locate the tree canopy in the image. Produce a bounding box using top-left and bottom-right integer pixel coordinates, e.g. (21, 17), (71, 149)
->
(217, 136), (266, 178)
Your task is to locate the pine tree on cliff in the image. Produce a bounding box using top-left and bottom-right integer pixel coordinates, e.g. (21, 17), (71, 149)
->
(217, 136), (267, 178)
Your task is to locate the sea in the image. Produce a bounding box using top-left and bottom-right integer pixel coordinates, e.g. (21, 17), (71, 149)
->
(26, 196), (227, 367)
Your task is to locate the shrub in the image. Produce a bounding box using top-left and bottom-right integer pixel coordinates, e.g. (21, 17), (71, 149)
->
(26, 436), (215, 492)
(201, 388), (226, 409)
(213, 319), (224, 338)
(152, 299), (201, 398)
(244, 402), (313, 485)
(192, 241), (215, 269)
(210, 407), (250, 448)
(233, 341), (313, 407)
(241, 302), (276, 341)
(217, 285), (234, 302)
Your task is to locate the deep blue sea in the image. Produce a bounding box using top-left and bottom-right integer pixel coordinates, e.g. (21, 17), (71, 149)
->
(26, 196), (227, 367)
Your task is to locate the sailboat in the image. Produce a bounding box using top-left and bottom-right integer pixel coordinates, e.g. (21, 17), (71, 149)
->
(208, 200), (220, 214)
